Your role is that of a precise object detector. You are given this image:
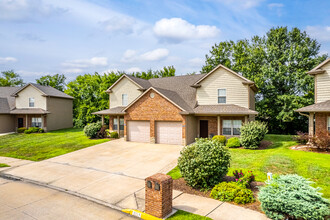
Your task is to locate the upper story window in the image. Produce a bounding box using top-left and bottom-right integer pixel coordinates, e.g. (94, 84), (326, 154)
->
(328, 117), (330, 132)
(122, 94), (128, 106)
(29, 98), (35, 107)
(218, 89), (226, 104)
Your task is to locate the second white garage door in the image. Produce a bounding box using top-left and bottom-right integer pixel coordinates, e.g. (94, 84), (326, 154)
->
(156, 121), (182, 145)
(127, 121), (150, 143)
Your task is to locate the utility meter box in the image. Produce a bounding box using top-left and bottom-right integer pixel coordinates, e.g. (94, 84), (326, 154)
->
(145, 173), (173, 218)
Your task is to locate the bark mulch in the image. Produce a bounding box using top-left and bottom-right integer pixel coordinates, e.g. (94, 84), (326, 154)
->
(173, 177), (265, 213)
(290, 145), (329, 154)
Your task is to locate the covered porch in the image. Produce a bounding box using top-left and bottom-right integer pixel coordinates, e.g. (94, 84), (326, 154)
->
(10, 108), (49, 131)
(92, 107), (125, 137)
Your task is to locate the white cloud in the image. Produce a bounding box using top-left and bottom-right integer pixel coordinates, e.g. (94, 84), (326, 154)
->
(126, 67), (141, 73)
(268, 3), (284, 9)
(0, 0), (66, 22)
(189, 57), (204, 67)
(100, 16), (136, 34)
(153, 18), (220, 43)
(0, 57), (17, 64)
(140, 48), (169, 61)
(121, 48), (169, 62)
(306, 26), (330, 42)
(62, 57), (108, 69)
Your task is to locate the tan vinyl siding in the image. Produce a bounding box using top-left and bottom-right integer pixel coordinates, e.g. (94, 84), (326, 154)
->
(249, 88), (255, 110)
(109, 77), (142, 108)
(46, 97), (73, 131)
(196, 67), (249, 108)
(0, 114), (15, 133)
(185, 115), (198, 145)
(15, 85), (47, 109)
(316, 62), (330, 103)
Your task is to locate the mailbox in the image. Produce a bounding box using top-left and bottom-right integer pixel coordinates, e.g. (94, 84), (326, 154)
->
(145, 173), (173, 218)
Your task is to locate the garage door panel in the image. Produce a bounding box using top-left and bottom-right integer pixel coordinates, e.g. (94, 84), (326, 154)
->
(127, 121), (150, 143)
(156, 122), (182, 145)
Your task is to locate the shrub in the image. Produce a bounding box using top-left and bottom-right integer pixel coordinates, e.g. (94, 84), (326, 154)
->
(235, 171), (255, 188)
(178, 138), (231, 189)
(312, 130), (330, 150)
(226, 137), (240, 148)
(293, 131), (310, 144)
(110, 131), (119, 139)
(259, 174), (330, 220)
(24, 127), (41, 134)
(38, 128), (44, 133)
(83, 122), (102, 138)
(17, 127), (27, 133)
(210, 182), (254, 204)
(240, 121), (268, 149)
(212, 135), (226, 144)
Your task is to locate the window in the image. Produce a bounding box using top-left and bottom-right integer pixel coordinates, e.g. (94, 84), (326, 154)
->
(222, 120), (242, 135)
(113, 118), (118, 130)
(122, 94), (128, 106)
(29, 98), (35, 107)
(328, 117), (330, 132)
(31, 117), (42, 127)
(218, 89), (226, 104)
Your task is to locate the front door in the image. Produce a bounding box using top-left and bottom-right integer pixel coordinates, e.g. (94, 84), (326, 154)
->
(200, 120), (208, 138)
(18, 118), (24, 128)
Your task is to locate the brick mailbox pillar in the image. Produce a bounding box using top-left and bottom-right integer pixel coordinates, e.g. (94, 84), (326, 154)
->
(145, 173), (173, 218)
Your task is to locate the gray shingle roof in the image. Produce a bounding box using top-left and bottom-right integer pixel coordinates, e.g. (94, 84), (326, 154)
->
(194, 105), (258, 115)
(12, 83), (73, 99)
(296, 100), (330, 112)
(10, 108), (50, 114)
(92, 107), (126, 115)
(0, 87), (20, 113)
(125, 75), (151, 89)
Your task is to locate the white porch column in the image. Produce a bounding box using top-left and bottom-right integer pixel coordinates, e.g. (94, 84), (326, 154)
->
(309, 113), (314, 136)
(217, 116), (221, 135)
(25, 114), (28, 128)
(117, 115), (120, 134)
(245, 116), (248, 124)
(101, 115), (104, 125)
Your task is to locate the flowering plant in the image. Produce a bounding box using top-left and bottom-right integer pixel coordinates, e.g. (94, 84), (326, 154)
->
(233, 170), (255, 188)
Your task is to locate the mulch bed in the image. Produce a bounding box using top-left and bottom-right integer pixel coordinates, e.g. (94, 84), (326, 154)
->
(290, 145), (329, 154)
(173, 177), (264, 213)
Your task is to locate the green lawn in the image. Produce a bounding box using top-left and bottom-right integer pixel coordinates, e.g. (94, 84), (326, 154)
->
(168, 135), (330, 199)
(0, 128), (110, 161)
(167, 210), (211, 220)
(0, 163), (10, 167)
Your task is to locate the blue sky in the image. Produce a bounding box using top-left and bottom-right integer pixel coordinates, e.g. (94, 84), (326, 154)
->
(0, 0), (329, 82)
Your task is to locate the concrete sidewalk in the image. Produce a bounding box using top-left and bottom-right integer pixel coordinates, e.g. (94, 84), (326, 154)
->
(0, 156), (32, 171)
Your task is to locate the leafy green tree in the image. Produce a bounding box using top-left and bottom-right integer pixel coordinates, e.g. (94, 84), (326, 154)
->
(202, 27), (328, 134)
(0, 70), (24, 87)
(36, 74), (66, 91)
(65, 66), (176, 128)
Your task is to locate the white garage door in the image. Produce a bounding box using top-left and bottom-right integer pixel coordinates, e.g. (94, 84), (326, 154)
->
(156, 121), (182, 145)
(127, 121), (150, 143)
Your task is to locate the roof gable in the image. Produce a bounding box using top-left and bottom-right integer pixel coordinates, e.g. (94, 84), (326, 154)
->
(12, 83), (73, 99)
(106, 74), (150, 92)
(307, 58), (330, 75)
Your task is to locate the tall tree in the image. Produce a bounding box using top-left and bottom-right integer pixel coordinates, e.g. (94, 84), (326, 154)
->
(36, 74), (66, 91)
(65, 66), (176, 128)
(0, 70), (24, 87)
(202, 27), (328, 134)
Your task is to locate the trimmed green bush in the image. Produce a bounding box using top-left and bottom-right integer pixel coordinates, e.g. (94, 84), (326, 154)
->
(17, 127), (27, 133)
(210, 182), (254, 204)
(24, 127), (41, 134)
(178, 138), (231, 189)
(259, 174), (330, 220)
(226, 137), (240, 148)
(240, 121), (268, 149)
(83, 122), (102, 138)
(212, 135), (226, 144)
(110, 131), (119, 139)
(38, 128), (44, 133)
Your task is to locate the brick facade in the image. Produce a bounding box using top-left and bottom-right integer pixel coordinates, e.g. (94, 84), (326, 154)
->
(145, 173), (173, 218)
(124, 90), (185, 144)
(315, 112), (330, 135)
(15, 114), (47, 129)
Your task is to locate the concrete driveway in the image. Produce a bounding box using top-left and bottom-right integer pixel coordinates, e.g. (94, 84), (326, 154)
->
(2, 139), (182, 210)
(0, 177), (135, 220)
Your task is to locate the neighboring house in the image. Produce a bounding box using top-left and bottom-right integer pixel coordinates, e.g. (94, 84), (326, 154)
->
(296, 58), (330, 136)
(93, 64), (258, 145)
(0, 83), (73, 133)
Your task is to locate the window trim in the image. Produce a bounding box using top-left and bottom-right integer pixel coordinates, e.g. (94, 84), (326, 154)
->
(222, 119), (242, 135)
(31, 117), (42, 128)
(217, 89), (226, 104)
(29, 97), (35, 107)
(122, 94), (128, 106)
(328, 116), (330, 132)
(113, 118), (118, 130)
